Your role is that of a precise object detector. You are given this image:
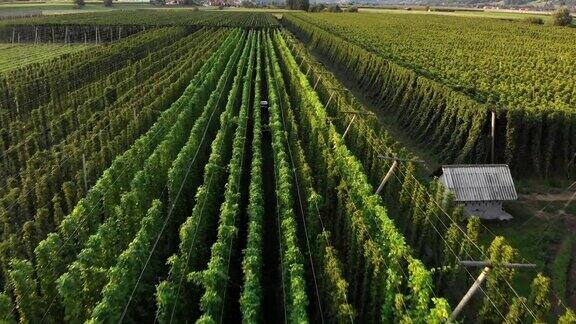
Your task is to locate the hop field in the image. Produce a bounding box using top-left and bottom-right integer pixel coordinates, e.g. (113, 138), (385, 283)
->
(0, 10), (573, 324)
(288, 12), (576, 112)
(284, 13), (576, 179)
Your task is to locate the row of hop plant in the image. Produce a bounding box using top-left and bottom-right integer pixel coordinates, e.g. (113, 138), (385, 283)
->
(155, 30), (251, 323)
(279, 27), (575, 322)
(0, 29), (243, 323)
(194, 30), (256, 323)
(270, 28), (356, 322)
(56, 30), (240, 321)
(0, 11), (280, 28)
(0, 28), (228, 300)
(272, 28), (450, 322)
(282, 14), (576, 179)
(264, 31), (310, 323)
(238, 30), (265, 322)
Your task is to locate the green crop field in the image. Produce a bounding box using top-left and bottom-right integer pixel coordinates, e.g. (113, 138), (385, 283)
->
(285, 12), (576, 179)
(0, 9), (573, 324)
(0, 44), (90, 72)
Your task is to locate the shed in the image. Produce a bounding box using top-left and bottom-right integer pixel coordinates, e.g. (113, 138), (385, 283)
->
(439, 164), (517, 220)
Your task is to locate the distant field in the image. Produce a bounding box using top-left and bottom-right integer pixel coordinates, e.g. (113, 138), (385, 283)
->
(0, 9), (280, 26)
(359, 7), (553, 22)
(0, 2), (155, 16)
(0, 2), (289, 16)
(0, 43), (90, 72)
(289, 12), (576, 112)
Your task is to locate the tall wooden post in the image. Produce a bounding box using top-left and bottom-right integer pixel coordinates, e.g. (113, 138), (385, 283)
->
(449, 260), (536, 322)
(376, 155), (425, 195)
(449, 267), (491, 322)
(341, 115), (357, 140)
(491, 110), (496, 163)
(82, 153), (88, 193)
(376, 160), (398, 195)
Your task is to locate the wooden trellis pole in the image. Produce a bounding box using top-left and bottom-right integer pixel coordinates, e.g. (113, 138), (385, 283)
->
(340, 110), (374, 140)
(375, 155), (425, 195)
(448, 260), (536, 322)
(490, 110), (496, 163)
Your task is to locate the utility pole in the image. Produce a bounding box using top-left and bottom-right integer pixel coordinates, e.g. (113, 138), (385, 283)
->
(449, 260), (536, 322)
(375, 155), (424, 195)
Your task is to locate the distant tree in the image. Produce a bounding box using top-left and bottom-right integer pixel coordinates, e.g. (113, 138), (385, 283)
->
(103, 0), (113, 6)
(524, 16), (544, 24)
(552, 7), (573, 26)
(327, 4), (342, 12)
(74, 0), (85, 7)
(347, 5), (358, 12)
(241, 0), (256, 7)
(308, 3), (325, 12)
(287, 0), (308, 11)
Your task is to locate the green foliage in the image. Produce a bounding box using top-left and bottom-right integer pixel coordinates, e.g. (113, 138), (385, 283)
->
(155, 30), (249, 323)
(2, 11), (279, 28)
(559, 308), (576, 324)
(8, 259), (43, 323)
(55, 30), (242, 323)
(89, 200), (163, 323)
(239, 31), (265, 323)
(504, 297), (527, 324)
(308, 3), (325, 12)
(286, 0), (309, 11)
(524, 16), (544, 25)
(552, 237), (572, 301)
(0, 292), (16, 324)
(528, 273), (551, 322)
(283, 12), (576, 178)
(2, 29), (235, 323)
(265, 32), (310, 323)
(272, 28), (450, 322)
(326, 5), (342, 12)
(481, 236), (516, 322)
(552, 7), (573, 26)
(194, 31), (256, 321)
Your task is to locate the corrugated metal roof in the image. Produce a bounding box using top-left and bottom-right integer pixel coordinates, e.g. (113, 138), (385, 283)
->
(440, 164), (518, 202)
